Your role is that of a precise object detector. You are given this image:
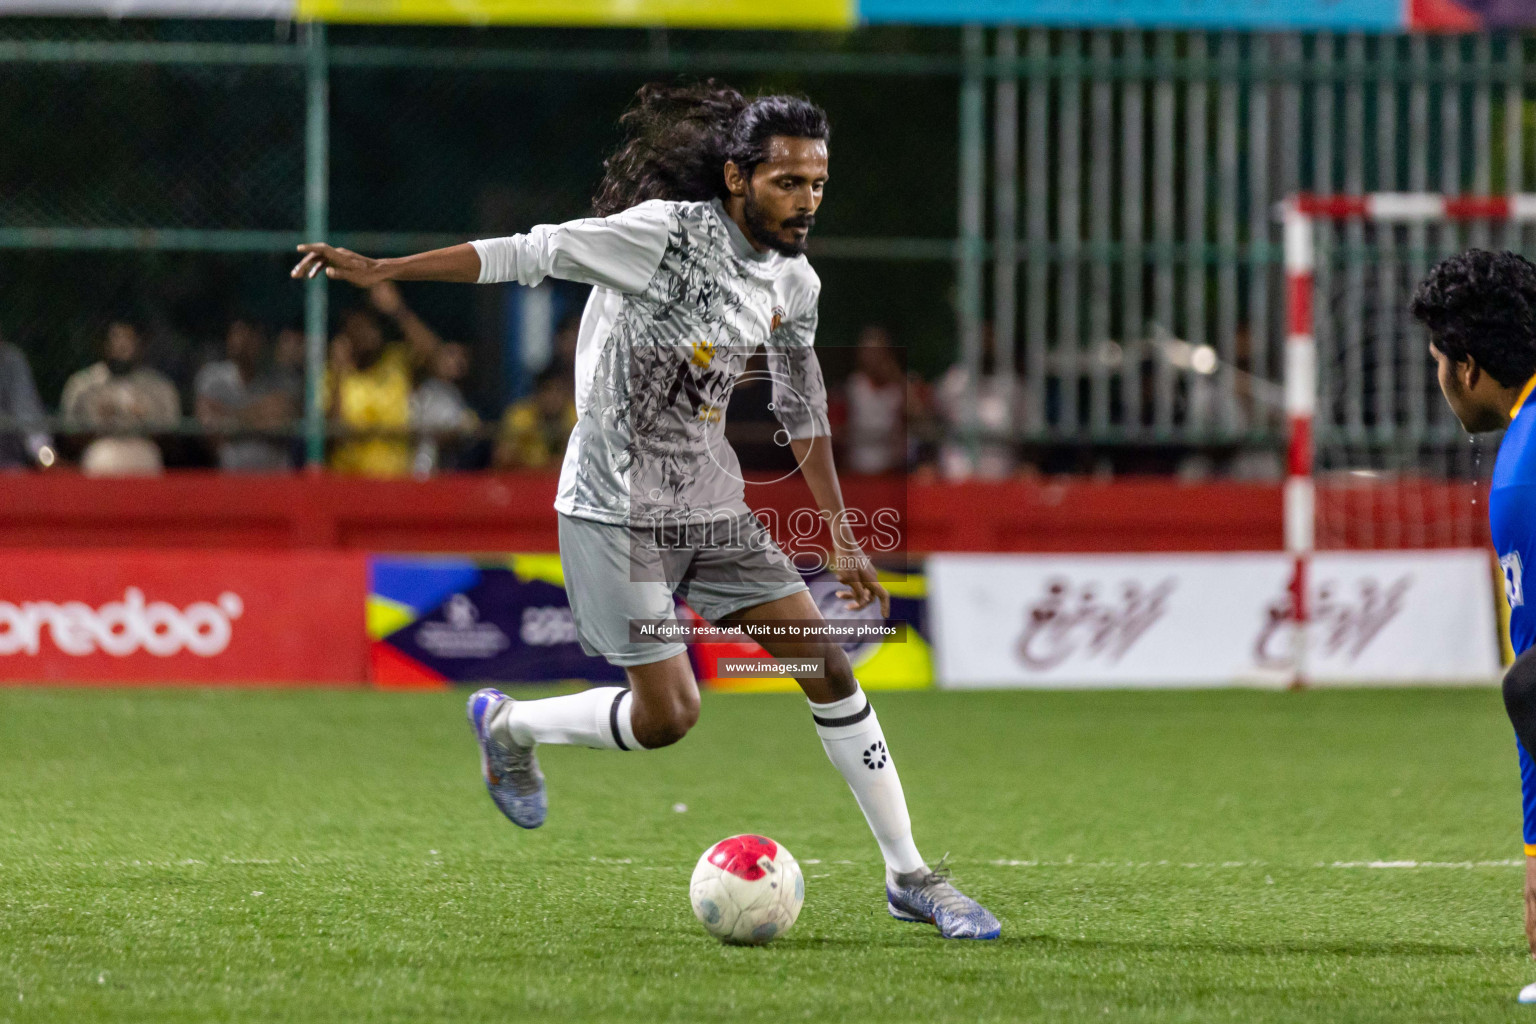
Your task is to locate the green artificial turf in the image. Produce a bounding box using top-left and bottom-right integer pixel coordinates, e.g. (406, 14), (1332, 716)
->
(0, 686), (1532, 1023)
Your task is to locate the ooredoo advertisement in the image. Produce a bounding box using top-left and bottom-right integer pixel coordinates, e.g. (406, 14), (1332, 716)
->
(0, 551), (367, 684)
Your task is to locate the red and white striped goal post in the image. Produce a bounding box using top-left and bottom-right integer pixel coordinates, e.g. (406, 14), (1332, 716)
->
(1282, 192), (1536, 686)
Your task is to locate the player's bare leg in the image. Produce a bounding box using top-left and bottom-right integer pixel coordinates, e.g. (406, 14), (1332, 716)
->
(721, 589), (1000, 939)
(1520, 857), (1536, 1002)
(620, 652), (701, 749)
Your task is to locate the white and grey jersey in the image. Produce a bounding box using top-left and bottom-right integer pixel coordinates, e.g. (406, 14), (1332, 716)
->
(472, 198), (829, 527)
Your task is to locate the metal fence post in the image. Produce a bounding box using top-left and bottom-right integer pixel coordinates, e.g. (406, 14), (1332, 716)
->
(1024, 27), (1050, 437)
(993, 26), (1019, 393)
(303, 21), (330, 469)
(958, 24), (987, 465)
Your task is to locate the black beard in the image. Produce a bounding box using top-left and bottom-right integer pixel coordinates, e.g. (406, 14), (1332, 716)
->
(743, 193), (813, 257)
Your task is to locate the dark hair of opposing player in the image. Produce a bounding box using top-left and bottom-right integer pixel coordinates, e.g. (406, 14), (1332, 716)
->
(1409, 248), (1536, 388)
(592, 80), (830, 217)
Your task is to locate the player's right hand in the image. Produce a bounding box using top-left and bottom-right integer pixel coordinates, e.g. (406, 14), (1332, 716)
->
(290, 243), (387, 288)
(831, 542), (891, 619)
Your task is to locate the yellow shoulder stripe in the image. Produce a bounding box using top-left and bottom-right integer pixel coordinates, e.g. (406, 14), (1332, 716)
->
(1511, 374), (1536, 420)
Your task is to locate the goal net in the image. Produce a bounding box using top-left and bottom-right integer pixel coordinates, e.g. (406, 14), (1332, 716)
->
(1284, 194), (1521, 681)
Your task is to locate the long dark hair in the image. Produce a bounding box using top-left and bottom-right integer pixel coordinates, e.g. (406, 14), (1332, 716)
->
(593, 80), (830, 217)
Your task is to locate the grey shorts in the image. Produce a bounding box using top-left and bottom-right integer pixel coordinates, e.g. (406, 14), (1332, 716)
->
(558, 510), (809, 667)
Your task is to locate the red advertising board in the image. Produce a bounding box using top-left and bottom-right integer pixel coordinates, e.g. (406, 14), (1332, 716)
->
(0, 551), (368, 685)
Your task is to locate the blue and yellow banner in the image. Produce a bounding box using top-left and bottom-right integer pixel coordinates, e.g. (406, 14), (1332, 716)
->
(368, 553), (628, 688)
(367, 554), (932, 690)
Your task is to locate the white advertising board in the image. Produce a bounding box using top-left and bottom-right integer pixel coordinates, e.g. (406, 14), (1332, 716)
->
(928, 550), (1500, 689)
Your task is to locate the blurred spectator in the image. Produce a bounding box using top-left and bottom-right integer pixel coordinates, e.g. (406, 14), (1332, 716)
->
(326, 282), (442, 477)
(269, 327), (307, 410)
(411, 342), (479, 476)
(0, 330), (54, 470)
(842, 325), (906, 475)
(194, 319), (298, 472)
(268, 327), (309, 467)
(495, 367), (577, 470)
(934, 324), (1020, 480)
(61, 321), (179, 476)
(904, 372), (937, 471)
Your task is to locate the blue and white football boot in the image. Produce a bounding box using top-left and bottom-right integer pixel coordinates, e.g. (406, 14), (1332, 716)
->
(466, 687), (547, 829)
(886, 857), (1001, 939)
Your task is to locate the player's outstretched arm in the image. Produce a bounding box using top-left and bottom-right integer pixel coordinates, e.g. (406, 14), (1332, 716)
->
(293, 205), (671, 293)
(289, 242), (481, 287)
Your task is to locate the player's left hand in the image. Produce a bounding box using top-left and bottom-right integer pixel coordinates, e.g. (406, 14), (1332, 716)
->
(290, 243), (389, 288)
(831, 543), (890, 618)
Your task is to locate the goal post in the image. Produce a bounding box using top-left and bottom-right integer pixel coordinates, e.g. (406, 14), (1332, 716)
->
(1282, 193), (1525, 686)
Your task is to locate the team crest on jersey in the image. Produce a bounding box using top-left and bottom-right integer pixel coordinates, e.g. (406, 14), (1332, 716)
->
(770, 306), (785, 333)
(689, 339), (716, 368)
(1504, 550), (1526, 609)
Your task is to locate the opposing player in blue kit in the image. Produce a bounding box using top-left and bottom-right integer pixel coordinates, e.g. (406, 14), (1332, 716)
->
(1412, 249), (1536, 1002)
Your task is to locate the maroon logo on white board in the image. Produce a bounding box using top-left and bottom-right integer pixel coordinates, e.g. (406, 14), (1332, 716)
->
(1015, 577), (1175, 670)
(1254, 575), (1411, 667)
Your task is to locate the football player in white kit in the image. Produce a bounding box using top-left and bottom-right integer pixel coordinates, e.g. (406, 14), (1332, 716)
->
(291, 82), (998, 939)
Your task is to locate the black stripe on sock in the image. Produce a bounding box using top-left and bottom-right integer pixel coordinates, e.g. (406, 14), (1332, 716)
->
(811, 701), (872, 729)
(610, 690), (631, 751)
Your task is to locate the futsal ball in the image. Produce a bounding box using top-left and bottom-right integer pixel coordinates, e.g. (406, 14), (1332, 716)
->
(689, 834), (804, 945)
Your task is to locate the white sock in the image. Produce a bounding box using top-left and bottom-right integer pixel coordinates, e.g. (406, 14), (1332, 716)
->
(492, 687), (640, 751)
(810, 686), (925, 874)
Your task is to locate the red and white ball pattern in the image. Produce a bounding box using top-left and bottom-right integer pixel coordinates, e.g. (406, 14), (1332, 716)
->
(689, 834), (804, 945)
